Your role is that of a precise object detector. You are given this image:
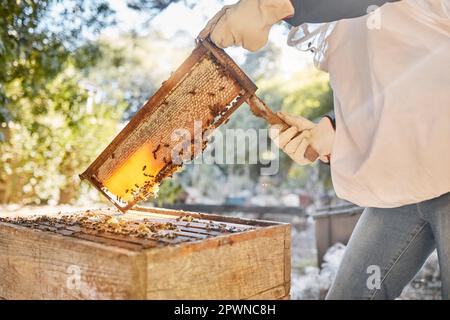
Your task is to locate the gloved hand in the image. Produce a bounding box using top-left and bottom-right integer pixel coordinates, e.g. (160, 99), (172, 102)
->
(269, 112), (335, 165)
(198, 0), (294, 52)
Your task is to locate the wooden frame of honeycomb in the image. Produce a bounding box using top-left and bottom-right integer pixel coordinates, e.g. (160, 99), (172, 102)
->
(80, 40), (257, 212)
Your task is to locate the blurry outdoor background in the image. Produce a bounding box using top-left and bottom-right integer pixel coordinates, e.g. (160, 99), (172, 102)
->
(0, 0), (335, 208)
(0, 0), (440, 299)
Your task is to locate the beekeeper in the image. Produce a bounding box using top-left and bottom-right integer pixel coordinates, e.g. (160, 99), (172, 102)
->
(200, 0), (450, 300)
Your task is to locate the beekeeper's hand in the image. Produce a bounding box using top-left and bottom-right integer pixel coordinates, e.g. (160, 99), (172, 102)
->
(198, 0), (294, 52)
(269, 112), (335, 165)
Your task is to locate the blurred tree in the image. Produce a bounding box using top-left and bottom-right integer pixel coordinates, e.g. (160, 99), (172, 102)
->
(281, 68), (333, 120)
(242, 42), (283, 81)
(86, 32), (191, 120)
(127, 0), (186, 14)
(155, 179), (185, 206)
(258, 67), (333, 119)
(0, 0), (116, 123)
(261, 68), (335, 204)
(127, 0), (203, 18)
(0, 0), (125, 204)
(0, 66), (126, 204)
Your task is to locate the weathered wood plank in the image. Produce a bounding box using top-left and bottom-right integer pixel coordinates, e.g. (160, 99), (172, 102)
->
(245, 284), (288, 300)
(284, 225), (291, 296)
(0, 223), (146, 299)
(145, 225), (290, 299)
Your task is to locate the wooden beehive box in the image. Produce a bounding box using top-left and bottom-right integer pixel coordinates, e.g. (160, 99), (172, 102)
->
(0, 207), (290, 300)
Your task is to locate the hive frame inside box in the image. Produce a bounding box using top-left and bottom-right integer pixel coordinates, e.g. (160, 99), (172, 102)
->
(0, 206), (291, 300)
(80, 40), (258, 212)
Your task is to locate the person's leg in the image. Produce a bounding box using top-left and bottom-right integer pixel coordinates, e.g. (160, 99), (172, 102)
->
(418, 192), (450, 299)
(326, 204), (435, 300)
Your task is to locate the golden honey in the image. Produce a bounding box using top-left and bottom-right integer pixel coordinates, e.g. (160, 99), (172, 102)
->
(103, 142), (165, 202)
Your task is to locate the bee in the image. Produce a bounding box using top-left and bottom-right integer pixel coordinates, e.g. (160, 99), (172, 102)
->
(111, 153), (115, 159)
(208, 104), (221, 118)
(178, 215), (194, 222)
(152, 145), (161, 159)
(207, 92), (215, 97)
(219, 86), (226, 91)
(163, 143), (170, 148)
(188, 89), (197, 95)
(142, 165), (147, 171)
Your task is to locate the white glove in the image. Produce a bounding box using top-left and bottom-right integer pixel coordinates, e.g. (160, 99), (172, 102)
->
(199, 0), (294, 52)
(269, 112), (335, 165)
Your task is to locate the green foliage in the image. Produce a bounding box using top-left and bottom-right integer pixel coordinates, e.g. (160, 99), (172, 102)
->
(0, 68), (126, 204)
(154, 179), (185, 206)
(86, 33), (191, 120)
(256, 67), (334, 193)
(0, 0), (116, 123)
(0, 0), (126, 204)
(258, 67), (333, 120)
(283, 72), (333, 120)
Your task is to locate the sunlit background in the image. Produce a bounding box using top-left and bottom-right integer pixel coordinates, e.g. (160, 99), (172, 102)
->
(0, 0), (336, 209)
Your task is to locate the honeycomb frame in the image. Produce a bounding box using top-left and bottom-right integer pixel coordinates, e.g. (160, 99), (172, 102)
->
(80, 40), (258, 212)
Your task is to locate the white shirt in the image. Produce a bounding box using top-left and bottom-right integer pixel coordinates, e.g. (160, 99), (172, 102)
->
(320, 0), (450, 207)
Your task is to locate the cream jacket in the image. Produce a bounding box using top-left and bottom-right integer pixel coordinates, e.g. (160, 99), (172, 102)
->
(321, 0), (450, 207)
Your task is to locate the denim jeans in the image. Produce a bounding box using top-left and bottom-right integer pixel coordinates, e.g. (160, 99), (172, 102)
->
(326, 192), (450, 300)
